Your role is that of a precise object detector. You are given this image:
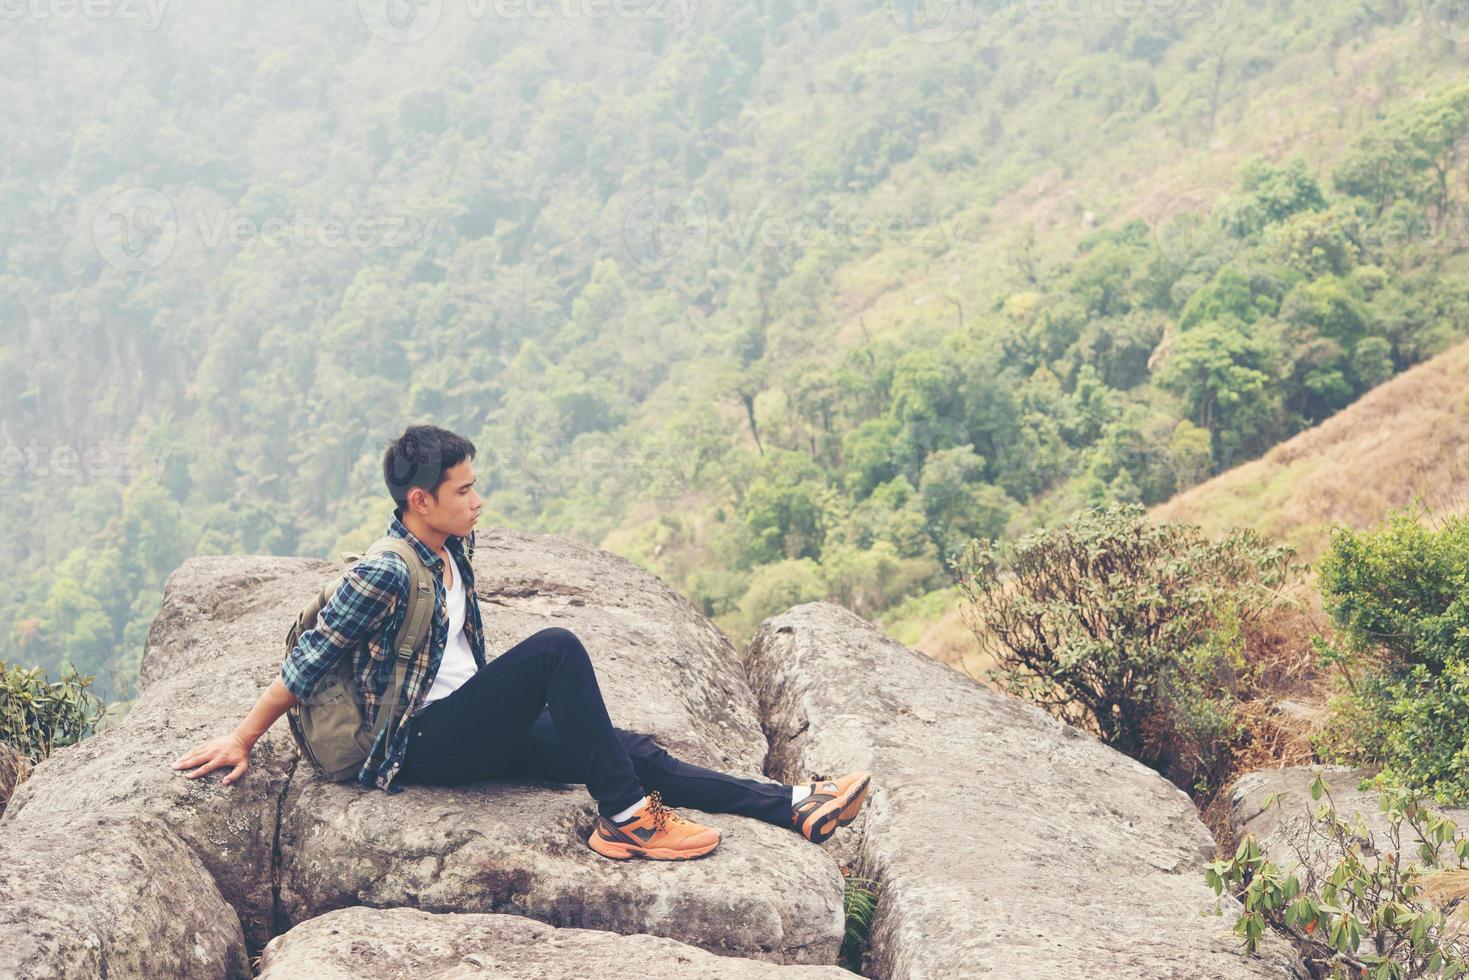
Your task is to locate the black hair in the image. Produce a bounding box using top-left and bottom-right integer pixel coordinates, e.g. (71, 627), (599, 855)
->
(382, 425), (477, 510)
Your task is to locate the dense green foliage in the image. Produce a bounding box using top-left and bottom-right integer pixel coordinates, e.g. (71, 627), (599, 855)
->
(0, 661), (108, 763)
(952, 503), (1294, 793)
(1315, 510), (1469, 806)
(5, 2), (1469, 706)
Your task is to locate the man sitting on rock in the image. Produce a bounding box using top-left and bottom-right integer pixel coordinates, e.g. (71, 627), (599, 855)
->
(171, 424), (871, 861)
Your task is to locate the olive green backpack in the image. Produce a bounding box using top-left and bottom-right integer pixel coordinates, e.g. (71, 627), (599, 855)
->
(284, 537), (435, 782)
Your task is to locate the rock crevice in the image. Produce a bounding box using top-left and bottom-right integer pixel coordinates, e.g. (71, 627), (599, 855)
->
(744, 600), (1302, 979)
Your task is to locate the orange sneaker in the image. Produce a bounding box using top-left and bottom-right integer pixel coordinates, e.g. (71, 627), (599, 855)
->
(587, 790), (721, 861)
(791, 771), (872, 844)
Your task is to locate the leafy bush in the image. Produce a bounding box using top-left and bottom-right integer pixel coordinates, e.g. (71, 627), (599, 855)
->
(1206, 772), (1469, 978)
(1314, 509), (1469, 805)
(951, 503), (1296, 794)
(0, 660), (107, 763)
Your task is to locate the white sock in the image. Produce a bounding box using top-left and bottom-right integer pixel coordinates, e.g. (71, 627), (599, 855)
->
(792, 785), (811, 805)
(611, 795), (648, 823)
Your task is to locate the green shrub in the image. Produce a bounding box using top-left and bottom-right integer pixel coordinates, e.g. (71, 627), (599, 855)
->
(0, 660), (107, 762)
(951, 503), (1296, 794)
(839, 873), (880, 974)
(1314, 509), (1469, 805)
(1206, 772), (1469, 978)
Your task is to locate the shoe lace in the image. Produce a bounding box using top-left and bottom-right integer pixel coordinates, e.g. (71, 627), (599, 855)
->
(643, 790), (689, 833)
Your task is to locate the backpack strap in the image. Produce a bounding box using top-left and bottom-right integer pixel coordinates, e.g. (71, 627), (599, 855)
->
(362, 537), (436, 759)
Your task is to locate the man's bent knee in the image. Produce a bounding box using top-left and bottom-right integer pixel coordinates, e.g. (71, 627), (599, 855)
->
(535, 626), (588, 660)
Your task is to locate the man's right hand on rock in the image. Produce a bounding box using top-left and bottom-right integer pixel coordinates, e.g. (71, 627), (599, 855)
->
(171, 734), (251, 786)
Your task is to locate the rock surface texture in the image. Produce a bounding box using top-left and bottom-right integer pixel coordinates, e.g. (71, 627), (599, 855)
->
(1, 528), (843, 976)
(0, 812), (249, 979)
(744, 601), (1302, 979)
(1229, 765), (1469, 878)
(258, 905), (854, 979)
(1, 531), (1309, 978)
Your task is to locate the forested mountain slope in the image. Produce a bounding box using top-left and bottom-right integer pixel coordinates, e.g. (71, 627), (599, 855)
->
(5, 1), (1469, 704)
(906, 336), (1469, 674)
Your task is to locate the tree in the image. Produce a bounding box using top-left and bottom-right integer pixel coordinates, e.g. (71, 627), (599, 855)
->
(1234, 156), (1327, 233)
(730, 558), (827, 637)
(917, 446), (1016, 559)
(1315, 509), (1469, 804)
(1332, 82), (1469, 219)
(1154, 319), (1278, 460)
(952, 504), (1294, 790)
(740, 449), (840, 563)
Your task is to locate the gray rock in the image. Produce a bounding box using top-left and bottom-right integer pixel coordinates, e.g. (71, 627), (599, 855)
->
(745, 601), (1301, 980)
(1229, 766), (1469, 878)
(278, 525), (843, 964)
(258, 906), (852, 978)
(1, 527), (844, 973)
(2, 555), (316, 952)
(0, 812), (249, 979)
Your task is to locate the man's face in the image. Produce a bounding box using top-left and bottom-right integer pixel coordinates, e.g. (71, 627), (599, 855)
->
(411, 459), (482, 538)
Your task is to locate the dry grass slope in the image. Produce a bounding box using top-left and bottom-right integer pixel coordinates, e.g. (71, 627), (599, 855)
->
(910, 338), (1469, 675)
(1154, 339), (1469, 562)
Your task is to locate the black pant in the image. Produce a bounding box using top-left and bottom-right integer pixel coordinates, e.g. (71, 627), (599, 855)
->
(397, 626), (793, 825)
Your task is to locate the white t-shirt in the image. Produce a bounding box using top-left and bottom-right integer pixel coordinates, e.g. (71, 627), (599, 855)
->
(418, 549), (478, 711)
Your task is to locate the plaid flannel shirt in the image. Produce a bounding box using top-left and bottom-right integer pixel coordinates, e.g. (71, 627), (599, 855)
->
(281, 508), (486, 793)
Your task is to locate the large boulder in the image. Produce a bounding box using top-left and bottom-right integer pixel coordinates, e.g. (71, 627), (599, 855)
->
(0, 812), (249, 979)
(277, 525), (842, 963)
(2, 527), (845, 972)
(2, 554), (320, 955)
(745, 601), (1302, 979)
(258, 906), (853, 978)
(1229, 766), (1469, 876)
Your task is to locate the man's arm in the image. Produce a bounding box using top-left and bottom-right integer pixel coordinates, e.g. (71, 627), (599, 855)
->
(171, 554), (406, 784)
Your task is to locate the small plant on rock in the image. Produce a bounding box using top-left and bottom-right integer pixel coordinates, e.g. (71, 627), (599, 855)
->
(839, 867), (880, 974)
(1206, 772), (1469, 978)
(0, 660), (107, 763)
